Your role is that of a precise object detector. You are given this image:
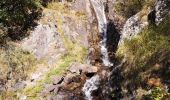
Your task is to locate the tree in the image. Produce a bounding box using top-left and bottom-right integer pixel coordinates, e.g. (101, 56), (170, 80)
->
(0, 0), (42, 40)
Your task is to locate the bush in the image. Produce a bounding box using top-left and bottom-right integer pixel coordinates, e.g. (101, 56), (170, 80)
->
(143, 87), (170, 100)
(0, 0), (42, 40)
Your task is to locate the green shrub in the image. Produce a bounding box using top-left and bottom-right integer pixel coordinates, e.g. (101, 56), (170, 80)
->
(0, 0), (42, 40)
(143, 87), (170, 100)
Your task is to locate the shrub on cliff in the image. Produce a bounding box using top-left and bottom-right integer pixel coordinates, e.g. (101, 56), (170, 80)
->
(0, 0), (42, 40)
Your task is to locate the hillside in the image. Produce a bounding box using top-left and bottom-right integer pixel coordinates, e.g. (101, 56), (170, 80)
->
(0, 0), (170, 100)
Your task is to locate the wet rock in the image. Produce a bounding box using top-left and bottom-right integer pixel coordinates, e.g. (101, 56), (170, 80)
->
(81, 65), (98, 74)
(52, 92), (69, 100)
(68, 63), (82, 74)
(65, 83), (81, 91)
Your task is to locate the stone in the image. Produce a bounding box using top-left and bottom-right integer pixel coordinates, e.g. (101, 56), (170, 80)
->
(120, 11), (149, 42)
(13, 82), (26, 91)
(155, 0), (170, 25)
(68, 63), (98, 75)
(81, 65), (98, 74)
(66, 83), (81, 91)
(63, 73), (76, 84)
(44, 84), (56, 92)
(68, 63), (81, 74)
(51, 75), (64, 85)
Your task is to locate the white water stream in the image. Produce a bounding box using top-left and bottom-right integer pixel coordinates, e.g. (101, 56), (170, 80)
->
(82, 75), (100, 100)
(91, 0), (113, 67)
(82, 0), (113, 99)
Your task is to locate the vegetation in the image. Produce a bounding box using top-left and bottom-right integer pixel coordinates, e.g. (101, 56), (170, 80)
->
(143, 87), (170, 100)
(21, 2), (87, 99)
(0, 43), (37, 99)
(116, 16), (170, 98)
(114, 0), (155, 19)
(22, 40), (87, 100)
(0, 0), (42, 40)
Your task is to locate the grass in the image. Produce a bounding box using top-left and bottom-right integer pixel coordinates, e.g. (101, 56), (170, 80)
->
(117, 15), (170, 69)
(0, 42), (37, 100)
(21, 2), (88, 98)
(10, 2), (88, 100)
(114, 0), (156, 19)
(0, 42), (37, 80)
(116, 16), (170, 98)
(22, 42), (87, 100)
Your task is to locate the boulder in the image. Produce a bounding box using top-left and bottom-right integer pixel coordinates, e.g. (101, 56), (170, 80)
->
(44, 84), (56, 92)
(13, 82), (26, 91)
(51, 75), (64, 85)
(68, 63), (98, 75)
(155, 0), (170, 25)
(120, 11), (150, 42)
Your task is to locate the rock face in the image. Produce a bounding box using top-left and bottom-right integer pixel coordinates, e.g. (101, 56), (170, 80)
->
(119, 0), (170, 42)
(21, 11), (65, 60)
(120, 10), (150, 42)
(155, 0), (170, 25)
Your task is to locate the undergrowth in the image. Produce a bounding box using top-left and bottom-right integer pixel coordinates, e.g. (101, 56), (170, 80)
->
(116, 16), (170, 99)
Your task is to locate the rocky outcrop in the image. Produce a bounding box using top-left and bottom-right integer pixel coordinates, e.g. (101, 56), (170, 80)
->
(120, 10), (150, 42)
(21, 10), (65, 61)
(41, 63), (99, 99)
(119, 0), (170, 42)
(155, 0), (170, 25)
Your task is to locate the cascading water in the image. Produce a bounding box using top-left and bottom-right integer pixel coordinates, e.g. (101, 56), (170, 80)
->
(82, 75), (100, 100)
(90, 0), (113, 67)
(83, 0), (113, 99)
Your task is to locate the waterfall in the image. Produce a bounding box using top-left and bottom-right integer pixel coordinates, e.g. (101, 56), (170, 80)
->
(90, 0), (113, 67)
(82, 75), (100, 100)
(83, 0), (112, 99)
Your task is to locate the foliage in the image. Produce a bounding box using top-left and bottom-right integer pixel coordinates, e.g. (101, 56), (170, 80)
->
(0, 43), (37, 99)
(114, 0), (155, 19)
(0, 0), (42, 40)
(0, 43), (36, 83)
(143, 87), (170, 100)
(117, 15), (170, 69)
(116, 15), (170, 98)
